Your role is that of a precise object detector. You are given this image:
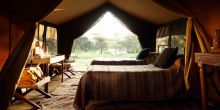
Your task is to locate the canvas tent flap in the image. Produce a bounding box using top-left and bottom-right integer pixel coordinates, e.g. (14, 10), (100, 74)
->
(57, 3), (158, 59)
(0, 0), (62, 109)
(156, 18), (187, 37)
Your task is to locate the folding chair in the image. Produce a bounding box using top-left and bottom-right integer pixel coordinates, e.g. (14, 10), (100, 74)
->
(12, 66), (51, 109)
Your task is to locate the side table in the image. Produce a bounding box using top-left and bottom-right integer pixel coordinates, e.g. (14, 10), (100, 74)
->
(195, 53), (220, 110)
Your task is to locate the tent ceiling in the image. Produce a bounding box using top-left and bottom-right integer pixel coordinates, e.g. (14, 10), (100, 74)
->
(44, 0), (181, 25)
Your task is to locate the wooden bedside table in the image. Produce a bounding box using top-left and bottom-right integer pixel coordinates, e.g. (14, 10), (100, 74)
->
(195, 53), (220, 110)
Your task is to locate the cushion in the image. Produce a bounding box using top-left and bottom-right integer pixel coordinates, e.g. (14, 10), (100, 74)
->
(136, 48), (150, 60)
(18, 66), (44, 87)
(154, 47), (178, 68)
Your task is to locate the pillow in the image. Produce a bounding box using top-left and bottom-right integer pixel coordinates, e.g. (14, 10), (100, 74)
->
(136, 48), (150, 60)
(154, 47), (178, 68)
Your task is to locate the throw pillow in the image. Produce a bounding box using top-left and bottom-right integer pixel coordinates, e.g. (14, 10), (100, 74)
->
(154, 47), (178, 68)
(136, 48), (150, 60)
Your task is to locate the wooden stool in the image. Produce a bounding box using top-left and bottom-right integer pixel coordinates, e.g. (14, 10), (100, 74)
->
(50, 60), (75, 81)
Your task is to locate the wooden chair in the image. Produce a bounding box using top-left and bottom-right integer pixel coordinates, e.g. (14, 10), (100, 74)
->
(12, 66), (51, 109)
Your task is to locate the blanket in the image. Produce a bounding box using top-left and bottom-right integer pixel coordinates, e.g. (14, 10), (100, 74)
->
(91, 52), (159, 65)
(74, 56), (185, 109)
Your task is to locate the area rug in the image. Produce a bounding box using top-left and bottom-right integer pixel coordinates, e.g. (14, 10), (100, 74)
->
(9, 72), (84, 110)
(40, 75), (80, 110)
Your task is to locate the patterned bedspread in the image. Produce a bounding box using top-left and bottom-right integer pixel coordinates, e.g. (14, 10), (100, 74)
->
(91, 52), (159, 65)
(74, 56), (185, 109)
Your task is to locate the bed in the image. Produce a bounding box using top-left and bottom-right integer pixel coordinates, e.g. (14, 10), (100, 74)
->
(74, 55), (185, 109)
(91, 52), (159, 65)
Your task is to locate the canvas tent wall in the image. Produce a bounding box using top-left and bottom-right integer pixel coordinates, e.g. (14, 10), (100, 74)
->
(0, 0), (62, 109)
(1, 0), (220, 109)
(152, 0), (220, 102)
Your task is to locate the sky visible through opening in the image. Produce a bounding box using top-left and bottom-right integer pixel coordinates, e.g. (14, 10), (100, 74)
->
(83, 11), (136, 39)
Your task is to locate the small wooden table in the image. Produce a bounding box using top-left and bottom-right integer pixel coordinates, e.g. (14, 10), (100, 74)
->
(195, 53), (220, 110)
(31, 55), (65, 93)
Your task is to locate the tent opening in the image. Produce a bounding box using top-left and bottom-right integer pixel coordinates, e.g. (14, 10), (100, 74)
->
(70, 11), (141, 69)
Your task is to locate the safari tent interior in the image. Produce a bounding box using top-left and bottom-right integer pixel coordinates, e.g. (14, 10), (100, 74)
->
(1, 0), (220, 110)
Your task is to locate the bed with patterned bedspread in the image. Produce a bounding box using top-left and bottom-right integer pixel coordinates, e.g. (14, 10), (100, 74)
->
(90, 52), (159, 65)
(74, 55), (185, 109)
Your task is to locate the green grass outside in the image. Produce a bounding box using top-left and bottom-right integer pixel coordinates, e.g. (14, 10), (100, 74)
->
(69, 51), (138, 67)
